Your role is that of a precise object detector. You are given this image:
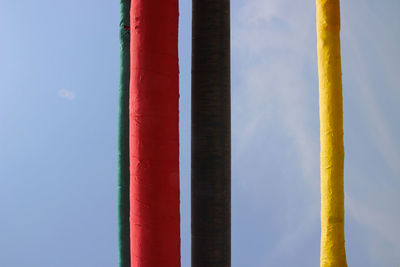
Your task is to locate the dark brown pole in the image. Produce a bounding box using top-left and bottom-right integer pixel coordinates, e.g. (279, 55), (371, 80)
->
(191, 0), (231, 266)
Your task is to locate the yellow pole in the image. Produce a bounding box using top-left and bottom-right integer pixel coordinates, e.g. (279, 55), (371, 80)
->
(316, 0), (348, 266)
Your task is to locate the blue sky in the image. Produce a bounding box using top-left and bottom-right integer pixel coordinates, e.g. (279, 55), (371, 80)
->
(0, 0), (399, 266)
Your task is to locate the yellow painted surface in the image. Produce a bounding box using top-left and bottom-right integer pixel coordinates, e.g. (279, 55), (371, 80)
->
(316, 0), (348, 266)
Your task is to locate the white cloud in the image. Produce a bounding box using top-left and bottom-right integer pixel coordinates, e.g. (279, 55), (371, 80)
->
(233, 0), (319, 190)
(342, 4), (400, 178)
(340, 4), (400, 263)
(347, 194), (400, 265)
(58, 89), (76, 100)
(232, 0), (321, 265)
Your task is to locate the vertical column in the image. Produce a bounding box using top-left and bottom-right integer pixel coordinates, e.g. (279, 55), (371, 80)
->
(191, 0), (231, 266)
(316, 0), (348, 266)
(129, 0), (181, 266)
(118, 0), (131, 266)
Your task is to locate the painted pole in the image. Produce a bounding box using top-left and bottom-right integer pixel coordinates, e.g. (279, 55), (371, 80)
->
(316, 0), (348, 266)
(129, 0), (181, 266)
(191, 0), (231, 266)
(118, 0), (131, 266)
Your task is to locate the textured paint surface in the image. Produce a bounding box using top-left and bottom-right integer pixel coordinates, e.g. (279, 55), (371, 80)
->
(191, 0), (231, 266)
(129, 0), (181, 266)
(118, 0), (131, 266)
(316, 0), (348, 266)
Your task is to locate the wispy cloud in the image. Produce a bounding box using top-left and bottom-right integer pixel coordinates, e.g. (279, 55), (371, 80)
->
(232, 0), (321, 265)
(342, 4), (400, 178)
(340, 5), (400, 263)
(58, 89), (76, 100)
(233, 0), (319, 189)
(346, 194), (400, 265)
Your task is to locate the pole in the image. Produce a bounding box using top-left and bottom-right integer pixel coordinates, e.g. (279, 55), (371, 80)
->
(192, 0), (231, 266)
(316, 0), (348, 266)
(118, 0), (131, 266)
(129, 0), (181, 266)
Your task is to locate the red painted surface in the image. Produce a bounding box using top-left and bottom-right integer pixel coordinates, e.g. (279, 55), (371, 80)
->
(129, 0), (180, 266)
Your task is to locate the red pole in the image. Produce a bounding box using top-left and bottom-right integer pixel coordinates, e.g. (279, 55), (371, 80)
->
(129, 0), (180, 266)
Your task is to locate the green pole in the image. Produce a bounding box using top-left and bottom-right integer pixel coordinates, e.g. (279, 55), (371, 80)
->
(118, 0), (131, 266)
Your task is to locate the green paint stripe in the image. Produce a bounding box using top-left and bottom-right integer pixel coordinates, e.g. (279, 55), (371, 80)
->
(118, 0), (131, 266)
